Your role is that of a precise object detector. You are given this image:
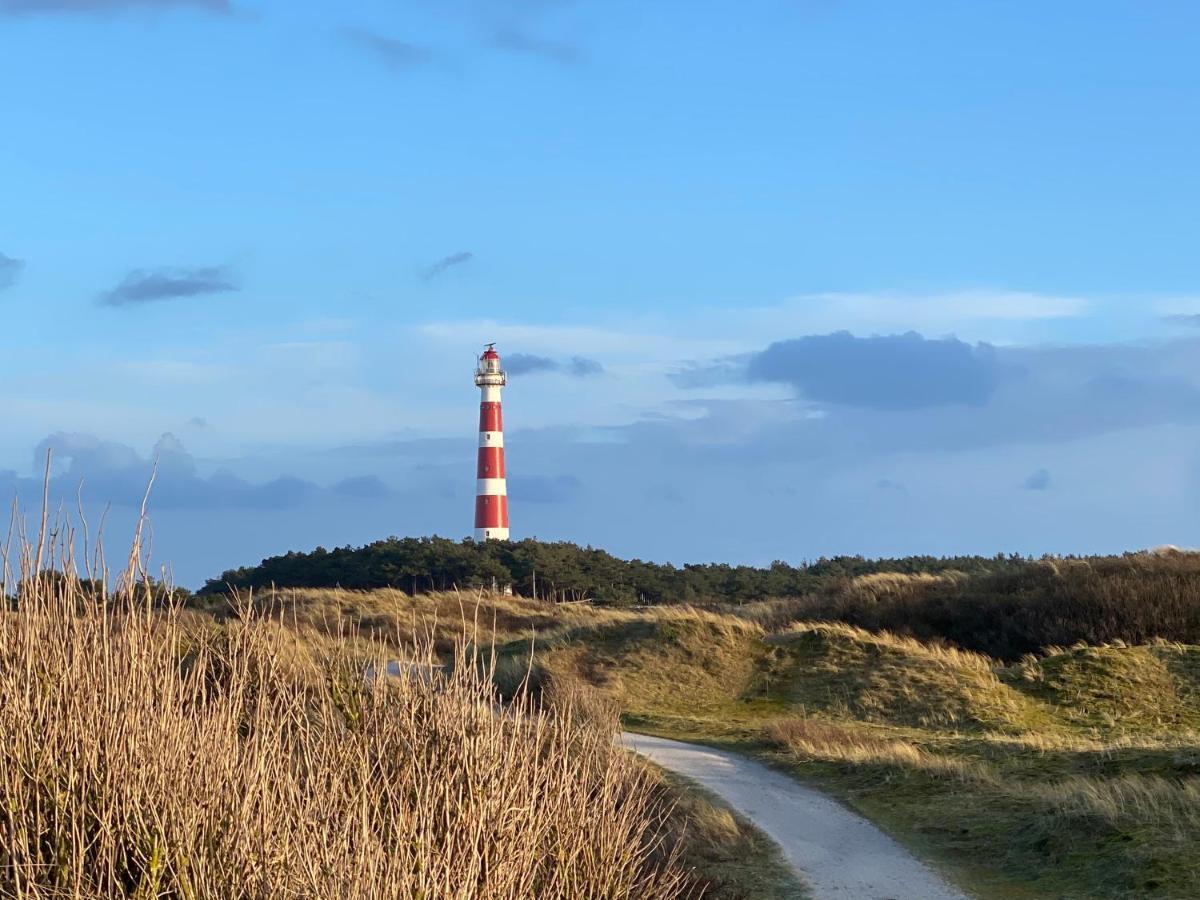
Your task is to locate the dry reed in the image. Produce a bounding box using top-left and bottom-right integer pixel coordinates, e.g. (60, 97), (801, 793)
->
(0, 529), (689, 898)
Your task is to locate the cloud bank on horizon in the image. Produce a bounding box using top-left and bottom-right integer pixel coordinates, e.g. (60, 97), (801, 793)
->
(10, 302), (1200, 586)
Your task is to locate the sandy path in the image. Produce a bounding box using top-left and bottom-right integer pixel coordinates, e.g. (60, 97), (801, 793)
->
(622, 732), (969, 900)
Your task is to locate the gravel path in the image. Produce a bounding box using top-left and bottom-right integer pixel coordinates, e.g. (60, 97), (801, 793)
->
(622, 732), (970, 900)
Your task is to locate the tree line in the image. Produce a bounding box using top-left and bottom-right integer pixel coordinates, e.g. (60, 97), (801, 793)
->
(198, 536), (1031, 605)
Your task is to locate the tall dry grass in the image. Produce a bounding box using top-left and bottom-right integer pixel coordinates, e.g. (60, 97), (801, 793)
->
(0, 533), (690, 898)
(765, 716), (989, 781)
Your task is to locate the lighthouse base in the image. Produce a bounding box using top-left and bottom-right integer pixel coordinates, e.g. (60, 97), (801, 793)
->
(475, 527), (510, 541)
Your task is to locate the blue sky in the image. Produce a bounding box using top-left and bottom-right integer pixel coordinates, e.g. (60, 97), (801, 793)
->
(2, 0), (1200, 586)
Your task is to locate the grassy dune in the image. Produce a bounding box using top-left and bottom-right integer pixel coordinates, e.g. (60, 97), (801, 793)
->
(479, 597), (1200, 899)
(189, 582), (1200, 897)
(187, 585), (637, 655)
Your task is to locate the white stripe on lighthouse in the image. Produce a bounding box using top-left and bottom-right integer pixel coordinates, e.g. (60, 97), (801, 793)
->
(476, 478), (507, 496)
(478, 431), (504, 448)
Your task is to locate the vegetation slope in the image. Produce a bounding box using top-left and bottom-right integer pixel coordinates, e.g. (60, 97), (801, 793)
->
(209, 571), (1200, 900)
(204, 541), (1200, 659)
(506, 605), (1200, 899)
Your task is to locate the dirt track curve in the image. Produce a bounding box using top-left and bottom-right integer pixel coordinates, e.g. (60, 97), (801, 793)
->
(622, 733), (970, 900)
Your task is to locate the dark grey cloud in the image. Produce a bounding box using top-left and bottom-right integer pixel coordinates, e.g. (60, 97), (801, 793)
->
(0, 252), (23, 291)
(567, 355), (603, 377)
(343, 28), (433, 72)
(490, 26), (581, 64)
(6, 433), (387, 511)
(505, 353), (559, 375)
(508, 474), (581, 503)
(669, 356), (750, 389)
(420, 251), (473, 282)
(429, 0), (584, 64)
(0, 0), (228, 13)
(659, 334), (1200, 462)
(1164, 314), (1200, 328)
(99, 265), (238, 306)
(333, 475), (392, 500)
(1023, 468), (1051, 491)
(746, 331), (999, 410)
(505, 353), (604, 377)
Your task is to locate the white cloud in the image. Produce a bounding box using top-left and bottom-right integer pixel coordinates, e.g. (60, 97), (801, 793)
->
(0, 290), (1169, 478)
(417, 319), (744, 359)
(422, 290), (1094, 377)
(414, 290), (1099, 435)
(818, 290), (1089, 322)
(709, 290), (1090, 348)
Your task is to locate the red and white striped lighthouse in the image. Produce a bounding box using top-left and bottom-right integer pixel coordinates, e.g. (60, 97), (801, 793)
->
(474, 343), (509, 541)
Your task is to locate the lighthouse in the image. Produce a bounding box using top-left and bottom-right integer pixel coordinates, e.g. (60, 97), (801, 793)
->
(474, 343), (509, 541)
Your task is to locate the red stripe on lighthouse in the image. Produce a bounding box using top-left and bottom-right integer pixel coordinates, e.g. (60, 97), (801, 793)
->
(474, 494), (509, 528)
(477, 446), (506, 478)
(479, 402), (503, 432)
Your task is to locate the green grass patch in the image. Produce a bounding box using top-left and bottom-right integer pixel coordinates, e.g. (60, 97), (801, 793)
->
(534, 609), (1200, 899)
